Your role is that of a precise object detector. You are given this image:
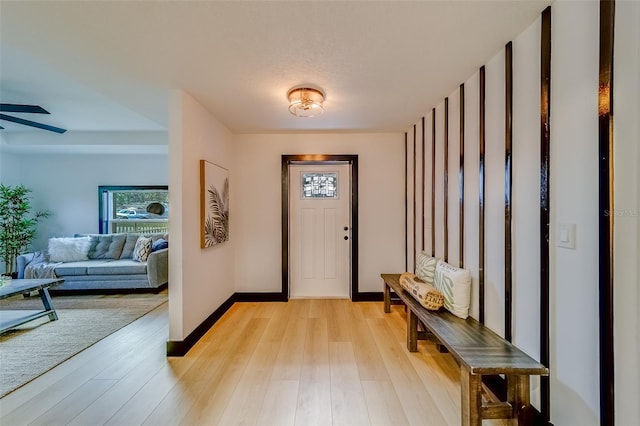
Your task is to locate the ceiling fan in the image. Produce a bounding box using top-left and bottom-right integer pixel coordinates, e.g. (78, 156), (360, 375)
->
(0, 103), (67, 134)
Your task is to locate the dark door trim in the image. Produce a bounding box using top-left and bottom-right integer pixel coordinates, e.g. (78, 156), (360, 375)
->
(281, 154), (360, 301)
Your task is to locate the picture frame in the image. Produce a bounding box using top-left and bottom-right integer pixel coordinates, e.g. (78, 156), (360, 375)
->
(200, 160), (229, 248)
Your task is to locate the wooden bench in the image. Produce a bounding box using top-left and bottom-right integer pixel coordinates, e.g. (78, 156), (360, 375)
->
(382, 273), (548, 426)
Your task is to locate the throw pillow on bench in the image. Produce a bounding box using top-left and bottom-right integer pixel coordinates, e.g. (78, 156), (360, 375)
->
(399, 272), (444, 311)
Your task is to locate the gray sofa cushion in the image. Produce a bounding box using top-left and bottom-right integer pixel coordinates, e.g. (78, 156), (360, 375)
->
(88, 234), (127, 259)
(55, 260), (107, 276)
(87, 259), (147, 275)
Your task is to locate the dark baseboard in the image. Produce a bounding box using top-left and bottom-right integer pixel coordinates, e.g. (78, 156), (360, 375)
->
(233, 292), (287, 302)
(166, 293), (235, 356)
(166, 291), (283, 356)
(166, 290), (385, 357)
(352, 291), (384, 302)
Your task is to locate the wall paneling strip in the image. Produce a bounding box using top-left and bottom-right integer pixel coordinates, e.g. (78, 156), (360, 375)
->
(598, 1), (615, 424)
(422, 116), (426, 252)
(405, 132), (408, 272)
(431, 109), (436, 257)
(479, 66), (486, 324)
(504, 41), (513, 343)
(413, 124), (417, 269)
(459, 84), (465, 268)
(540, 6), (552, 422)
(444, 97), (449, 263)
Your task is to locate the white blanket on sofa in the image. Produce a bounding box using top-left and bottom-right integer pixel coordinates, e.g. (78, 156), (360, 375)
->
(24, 251), (61, 279)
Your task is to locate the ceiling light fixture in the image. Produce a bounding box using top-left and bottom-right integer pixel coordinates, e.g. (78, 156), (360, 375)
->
(287, 86), (325, 117)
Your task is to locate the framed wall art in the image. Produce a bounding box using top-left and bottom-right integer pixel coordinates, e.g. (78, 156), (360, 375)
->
(200, 160), (229, 248)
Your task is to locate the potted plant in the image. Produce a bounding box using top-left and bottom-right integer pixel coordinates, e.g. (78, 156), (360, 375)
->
(0, 184), (50, 278)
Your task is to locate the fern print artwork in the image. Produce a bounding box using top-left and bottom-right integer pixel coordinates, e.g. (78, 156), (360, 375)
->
(200, 160), (230, 248)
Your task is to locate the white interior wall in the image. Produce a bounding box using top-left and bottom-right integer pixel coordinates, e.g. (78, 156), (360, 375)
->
(613, 0), (640, 423)
(463, 72), (480, 321)
(415, 121), (424, 256)
(483, 47), (506, 337)
(447, 89), (461, 269)
(550, 1), (600, 423)
(406, 129), (415, 272)
(512, 16), (543, 408)
(232, 133), (404, 295)
(424, 111), (434, 257)
(168, 90), (234, 341)
(408, 2), (636, 422)
(13, 152), (168, 251)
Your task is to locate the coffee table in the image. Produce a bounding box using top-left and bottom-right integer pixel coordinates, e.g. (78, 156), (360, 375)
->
(0, 278), (64, 334)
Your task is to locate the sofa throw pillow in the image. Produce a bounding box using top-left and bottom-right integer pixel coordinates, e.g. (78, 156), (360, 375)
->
(151, 238), (168, 252)
(415, 252), (438, 285)
(120, 234), (141, 259)
(434, 261), (472, 319)
(132, 236), (153, 262)
(88, 234), (127, 259)
(48, 237), (91, 262)
(399, 272), (444, 310)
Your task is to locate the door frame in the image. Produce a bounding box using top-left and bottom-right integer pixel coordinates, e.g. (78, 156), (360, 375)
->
(281, 154), (359, 301)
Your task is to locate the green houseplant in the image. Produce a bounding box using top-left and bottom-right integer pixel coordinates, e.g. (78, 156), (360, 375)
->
(0, 184), (50, 277)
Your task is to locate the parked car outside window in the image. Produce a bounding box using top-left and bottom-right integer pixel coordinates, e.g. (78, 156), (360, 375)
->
(116, 208), (149, 219)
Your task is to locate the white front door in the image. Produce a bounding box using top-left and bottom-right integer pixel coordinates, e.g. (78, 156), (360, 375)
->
(290, 164), (351, 298)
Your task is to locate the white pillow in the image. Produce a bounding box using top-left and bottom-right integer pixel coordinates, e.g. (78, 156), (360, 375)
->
(415, 251), (438, 284)
(48, 237), (91, 262)
(434, 261), (471, 319)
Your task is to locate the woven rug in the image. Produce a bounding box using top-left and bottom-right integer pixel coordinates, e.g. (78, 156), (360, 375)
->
(0, 291), (167, 398)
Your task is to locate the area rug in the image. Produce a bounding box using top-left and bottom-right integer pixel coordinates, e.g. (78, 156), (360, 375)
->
(0, 291), (168, 398)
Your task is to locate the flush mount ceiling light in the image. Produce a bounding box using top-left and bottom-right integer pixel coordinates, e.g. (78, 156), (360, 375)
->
(287, 86), (325, 117)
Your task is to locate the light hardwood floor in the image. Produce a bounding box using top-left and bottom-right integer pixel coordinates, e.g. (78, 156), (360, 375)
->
(0, 299), (508, 425)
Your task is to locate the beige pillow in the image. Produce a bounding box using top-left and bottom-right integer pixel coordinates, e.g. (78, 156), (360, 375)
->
(132, 236), (153, 262)
(399, 272), (444, 311)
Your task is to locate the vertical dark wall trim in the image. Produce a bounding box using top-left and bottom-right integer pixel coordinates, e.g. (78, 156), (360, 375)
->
(413, 125), (417, 270)
(598, 1), (615, 425)
(281, 159), (290, 299)
(540, 6), (552, 423)
(459, 84), (465, 268)
(444, 97), (449, 263)
(479, 66), (486, 324)
(431, 109), (436, 257)
(422, 116), (426, 252)
(405, 132), (408, 272)
(505, 41), (513, 343)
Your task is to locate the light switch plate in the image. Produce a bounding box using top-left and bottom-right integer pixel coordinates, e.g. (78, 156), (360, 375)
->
(557, 223), (576, 249)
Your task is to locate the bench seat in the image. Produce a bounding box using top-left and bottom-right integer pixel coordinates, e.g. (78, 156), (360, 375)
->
(382, 273), (549, 426)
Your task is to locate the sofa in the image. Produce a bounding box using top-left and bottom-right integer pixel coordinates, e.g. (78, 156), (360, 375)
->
(16, 233), (168, 292)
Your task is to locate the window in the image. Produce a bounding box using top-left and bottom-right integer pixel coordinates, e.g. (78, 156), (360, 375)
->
(99, 186), (169, 234)
(302, 173), (338, 199)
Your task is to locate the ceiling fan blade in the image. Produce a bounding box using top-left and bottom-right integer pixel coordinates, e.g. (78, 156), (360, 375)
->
(0, 104), (50, 114)
(0, 113), (66, 134)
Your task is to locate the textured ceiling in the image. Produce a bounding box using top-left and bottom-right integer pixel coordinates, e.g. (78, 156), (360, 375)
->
(0, 0), (551, 138)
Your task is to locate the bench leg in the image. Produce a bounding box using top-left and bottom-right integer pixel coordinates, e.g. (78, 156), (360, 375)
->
(460, 366), (482, 426)
(407, 309), (418, 352)
(507, 374), (533, 425)
(383, 282), (391, 313)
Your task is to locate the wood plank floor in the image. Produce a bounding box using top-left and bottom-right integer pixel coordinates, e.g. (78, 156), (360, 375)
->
(0, 299), (510, 425)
